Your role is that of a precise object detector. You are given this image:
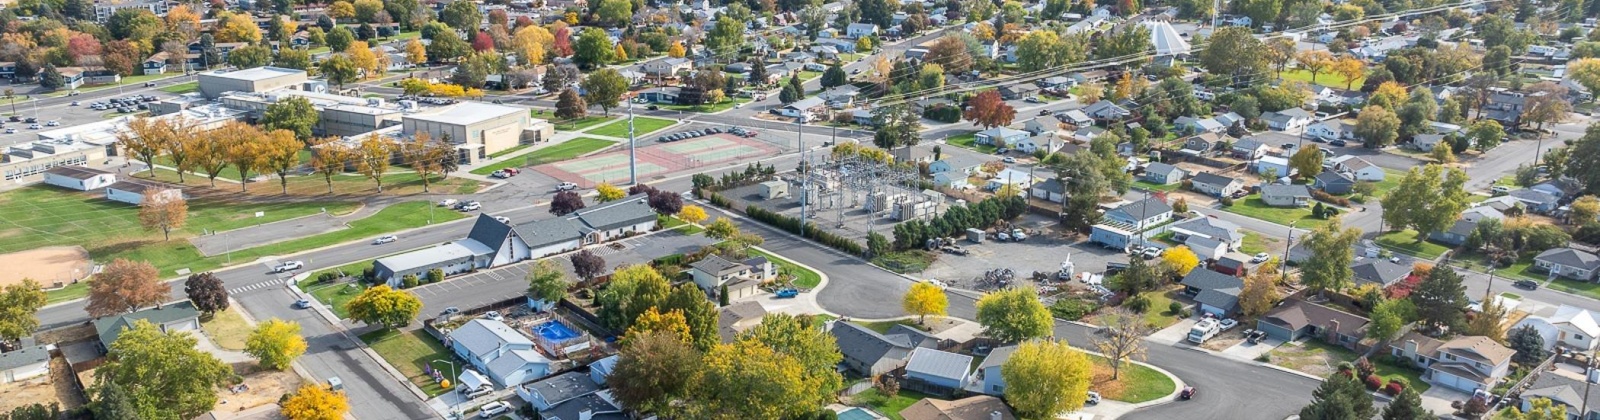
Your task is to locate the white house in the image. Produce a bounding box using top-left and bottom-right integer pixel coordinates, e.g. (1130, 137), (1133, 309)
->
(689, 255), (774, 301)
(1390, 332), (1514, 393)
(985, 168), (1036, 192)
(105, 179), (182, 206)
(846, 23), (879, 38)
(904, 348), (972, 394)
(1413, 134), (1449, 151)
(1255, 155), (1293, 177)
(1328, 155), (1385, 181)
(1103, 197), (1172, 227)
(1307, 120), (1355, 140)
(1261, 108), (1314, 132)
(1512, 304), (1600, 352)
(1030, 178), (1065, 203)
(449, 319), (551, 388)
(42, 166), (116, 191)
(1534, 248), (1600, 282)
(975, 127), (1029, 147)
(0, 344), (52, 384)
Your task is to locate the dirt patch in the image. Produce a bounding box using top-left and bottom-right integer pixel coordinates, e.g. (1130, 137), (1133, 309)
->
(1266, 342), (1345, 378)
(214, 362), (301, 415)
(0, 246), (91, 289)
(1090, 362), (1129, 399)
(35, 323), (96, 344)
(1199, 327), (1248, 351)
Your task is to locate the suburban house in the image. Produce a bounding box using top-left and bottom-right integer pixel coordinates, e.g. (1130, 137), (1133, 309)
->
(998, 84), (1040, 100)
(1020, 117), (1056, 136)
(518, 371), (599, 411)
(932, 172), (969, 189)
(1352, 259), (1411, 288)
(1256, 299), (1370, 348)
(1083, 100), (1133, 121)
(1390, 332), (1515, 393)
(928, 147), (991, 175)
(1030, 178), (1066, 203)
(1428, 219), (1478, 247)
(1517, 374), (1600, 420)
(975, 127), (1029, 147)
(1508, 189), (1562, 213)
(448, 319), (551, 388)
(1260, 108), (1313, 132)
(972, 345), (1017, 396)
(903, 348), (972, 395)
(1461, 205), (1507, 223)
(375, 197), (657, 285)
(1103, 197), (1173, 227)
(829, 321), (938, 376)
(105, 179), (182, 206)
(900, 396), (1016, 420)
(1189, 173), (1243, 198)
(512, 371), (627, 420)
(689, 254), (774, 301)
(42, 166), (117, 191)
(846, 23), (879, 38)
(1174, 115), (1227, 134)
(1313, 172), (1356, 195)
(1260, 184), (1312, 207)
(889, 145), (937, 164)
(589, 355), (618, 386)
(819, 85), (862, 108)
(143, 52), (174, 74)
(1142, 162), (1185, 185)
(775, 97), (828, 120)
(1255, 155), (1293, 178)
(1328, 155), (1386, 181)
(1180, 269), (1243, 317)
(1168, 217), (1244, 251)
(0, 344), (51, 384)
(1186, 235), (1230, 261)
(637, 87), (681, 104)
(718, 301), (767, 342)
(1178, 134), (1219, 158)
(1511, 304), (1600, 352)
(1307, 119), (1355, 140)
(94, 301), (200, 352)
(1534, 248), (1600, 282)
(1483, 91), (1526, 126)
(985, 168), (1036, 192)
(1056, 109), (1094, 127)
(1231, 138), (1270, 160)
(1412, 134), (1449, 152)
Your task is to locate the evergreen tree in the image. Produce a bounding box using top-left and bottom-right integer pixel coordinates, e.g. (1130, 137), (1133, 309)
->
(1299, 374), (1375, 420)
(820, 63), (847, 88)
(38, 65), (65, 90)
(1381, 386), (1432, 420)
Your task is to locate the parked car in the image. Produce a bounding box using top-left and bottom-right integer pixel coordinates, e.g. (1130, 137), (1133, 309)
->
(3, 128), (14, 134)
(70, 101), (79, 106)
(46, 120), (59, 126)
(441, 307), (461, 315)
(1038, 109), (1052, 116)
(483, 311), (504, 321)
(1180, 386), (1197, 400)
(1218, 318), (1239, 331)
(478, 401), (512, 418)
(372, 235), (398, 245)
(457, 201), (481, 211)
(1514, 279), (1539, 290)
(1251, 252), (1270, 263)
(774, 288), (799, 298)
(1087, 391), (1102, 405)
(646, 105), (659, 110)
(27, 124), (41, 130)
(438, 198), (459, 207)
(293, 299), (312, 309)
(1491, 186), (1512, 195)
(1329, 139), (1348, 147)
(501, 168), (519, 176)
(556, 182), (578, 191)
(1002, 157), (1017, 163)
(273, 261), (304, 273)
(1140, 247), (1162, 260)
(490, 170), (512, 179)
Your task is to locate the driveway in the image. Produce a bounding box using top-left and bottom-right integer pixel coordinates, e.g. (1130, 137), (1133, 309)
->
(1219, 337), (1286, 362)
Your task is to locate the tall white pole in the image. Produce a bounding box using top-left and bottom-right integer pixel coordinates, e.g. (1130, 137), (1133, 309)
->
(628, 101), (636, 185)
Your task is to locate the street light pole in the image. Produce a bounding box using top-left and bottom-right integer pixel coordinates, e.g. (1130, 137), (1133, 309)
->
(431, 359), (461, 419)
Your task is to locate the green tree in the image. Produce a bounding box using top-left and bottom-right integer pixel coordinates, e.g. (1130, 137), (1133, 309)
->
(245, 318), (307, 370)
(597, 265), (671, 331)
(319, 55), (360, 90)
(1289, 146), (1324, 181)
(0, 279), (46, 344)
(1367, 298), (1415, 342)
(440, 1), (482, 33)
(1094, 25), (1150, 60)
(1469, 120), (1505, 151)
(1411, 268), (1468, 333)
(976, 286), (1053, 342)
(275, 48), (313, 70)
(1299, 216), (1362, 296)
(344, 285), (422, 329)
(609, 331), (701, 415)
(1507, 324), (1549, 365)
(1381, 385), (1432, 420)
(595, 0), (632, 27)
(736, 314), (844, 405)
(227, 44), (273, 68)
(94, 320), (232, 419)
(687, 340), (819, 419)
(704, 17), (745, 59)
(1355, 105), (1402, 148)
(573, 28), (616, 69)
(705, 217), (739, 239)
(1199, 27), (1268, 85)
(1562, 125), (1600, 195)
(326, 26), (355, 52)
(526, 259), (568, 306)
(820, 63), (847, 88)
(1381, 165), (1471, 240)
(261, 96), (319, 142)
(1001, 340), (1093, 419)
(425, 31), (471, 62)
(38, 65), (65, 91)
(660, 284), (718, 350)
(1397, 89), (1439, 139)
(1299, 374), (1375, 420)
(580, 68), (628, 116)
(871, 105), (921, 149)
(91, 380), (138, 420)
(1015, 30), (1088, 72)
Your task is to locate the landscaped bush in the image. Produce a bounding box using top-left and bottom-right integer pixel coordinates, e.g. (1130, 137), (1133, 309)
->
(1219, 196), (1235, 206)
(1125, 293), (1152, 313)
(1310, 189), (1351, 206)
(1364, 374), (1383, 390)
(1167, 301), (1183, 315)
(653, 253), (685, 267)
(361, 267), (377, 284)
(317, 272), (340, 284)
(1355, 356), (1376, 378)
(1384, 379), (1405, 396)
(401, 274), (420, 289)
(746, 205), (865, 256)
(923, 104), (961, 123)
(427, 269), (444, 284)
(1049, 298), (1101, 320)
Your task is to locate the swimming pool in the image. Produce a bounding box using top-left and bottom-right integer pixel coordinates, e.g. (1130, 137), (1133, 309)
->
(532, 320), (582, 341)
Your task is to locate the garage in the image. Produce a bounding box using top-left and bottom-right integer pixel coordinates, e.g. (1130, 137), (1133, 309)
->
(1255, 321), (1302, 342)
(1428, 365), (1486, 393)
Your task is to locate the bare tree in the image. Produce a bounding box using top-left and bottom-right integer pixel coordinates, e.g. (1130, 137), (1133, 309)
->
(1090, 307), (1153, 380)
(137, 189), (187, 241)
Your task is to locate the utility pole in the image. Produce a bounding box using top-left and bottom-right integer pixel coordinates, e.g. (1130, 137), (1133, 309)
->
(1281, 222), (1297, 284)
(627, 100), (637, 185)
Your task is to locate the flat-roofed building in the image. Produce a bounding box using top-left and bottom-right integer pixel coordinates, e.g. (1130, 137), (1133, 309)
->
(220, 90), (403, 136)
(402, 101), (548, 161)
(197, 66), (309, 99)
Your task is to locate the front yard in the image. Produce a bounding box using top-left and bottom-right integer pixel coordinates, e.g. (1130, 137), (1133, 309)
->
(200, 306), (251, 351)
(1240, 231), (1276, 255)
(1221, 197), (1333, 228)
(749, 248), (822, 289)
(944, 133), (998, 154)
(303, 281), (366, 318)
(1132, 180), (1181, 192)
(1089, 354), (1177, 403)
(850, 388), (934, 420)
(552, 115), (617, 132)
(1279, 69), (1364, 89)
(1375, 230), (1451, 259)
(360, 329), (454, 397)
(1265, 340), (1430, 393)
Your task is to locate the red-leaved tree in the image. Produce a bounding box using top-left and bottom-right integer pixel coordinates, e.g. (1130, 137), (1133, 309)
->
(962, 90), (1016, 129)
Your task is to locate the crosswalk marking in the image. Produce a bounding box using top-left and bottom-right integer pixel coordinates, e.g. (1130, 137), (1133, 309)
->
(229, 279), (286, 295)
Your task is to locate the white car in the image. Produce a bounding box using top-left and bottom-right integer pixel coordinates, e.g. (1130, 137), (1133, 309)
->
(493, 216), (511, 223)
(1218, 318), (1240, 331)
(45, 120), (59, 126)
(1002, 157), (1017, 163)
(372, 235), (398, 245)
(922, 279), (947, 290)
(457, 202), (481, 211)
(477, 401), (512, 418)
(556, 182), (579, 191)
(273, 261), (304, 273)
(1087, 391), (1102, 405)
(1491, 186), (1511, 195)
(1251, 252), (1270, 263)
(483, 311), (504, 321)
(438, 198), (459, 207)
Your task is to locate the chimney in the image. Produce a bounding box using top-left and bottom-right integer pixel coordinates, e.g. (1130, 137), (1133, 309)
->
(1404, 340), (1418, 357)
(579, 410), (594, 420)
(1325, 320), (1341, 344)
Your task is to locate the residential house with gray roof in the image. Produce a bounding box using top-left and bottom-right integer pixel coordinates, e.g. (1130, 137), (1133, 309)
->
(1180, 269), (1242, 317)
(1428, 219), (1478, 246)
(972, 345), (1018, 396)
(95, 301), (199, 352)
(1142, 162), (1184, 185)
(1256, 299), (1370, 347)
(449, 319), (550, 388)
(903, 348), (973, 395)
(1261, 184), (1312, 207)
(1517, 373), (1600, 420)
(1169, 217), (1243, 250)
(829, 321), (938, 376)
(1352, 260), (1411, 288)
(1189, 172), (1242, 197)
(1, 343), (52, 383)
(1535, 248), (1600, 282)
(1390, 332), (1515, 393)
(1104, 197), (1173, 227)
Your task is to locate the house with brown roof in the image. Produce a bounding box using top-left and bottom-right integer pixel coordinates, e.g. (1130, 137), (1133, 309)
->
(717, 301), (766, 342)
(1255, 299), (1369, 348)
(899, 395), (1016, 420)
(1389, 332), (1516, 393)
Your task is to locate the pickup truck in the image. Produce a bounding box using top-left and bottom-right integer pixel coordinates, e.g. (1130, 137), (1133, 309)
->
(774, 288), (799, 298)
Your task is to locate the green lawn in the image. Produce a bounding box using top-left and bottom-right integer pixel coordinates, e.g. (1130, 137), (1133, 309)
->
(1548, 277), (1600, 300)
(161, 81), (199, 94)
(872, 250), (937, 274)
(1222, 197), (1331, 228)
(799, 70), (823, 82)
(1367, 169), (1408, 198)
(944, 133), (998, 154)
(1089, 354), (1177, 403)
(552, 115), (617, 131)
(44, 282), (89, 304)
(46, 73), (181, 97)
(488, 143), (533, 159)
(1240, 231), (1275, 255)
(1280, 69), (1364, 89)
(301, 260), (375, 288)
(851, 388), (934, 420)
(1133, 180), (1181, 192)
(200, 306), (251, 351)
(1494, 175), (1517, 188)
(586, 116), (676, 138)
(857, 319), (922, 334)
(0, 185), (357, 278)
(218, 201), (464, 265)
(1136, 289), (1182, 329)
(1500, 292), (1522, 300)
(750, 248), (822, 289)
(656, 97), (752, 113)
(1375, 230), (1451, 259)
(305, 281), (366, 318)
(1270, 339), (1431, 393)
(468, 137), (617, 175)
(360, 329), (454, 397)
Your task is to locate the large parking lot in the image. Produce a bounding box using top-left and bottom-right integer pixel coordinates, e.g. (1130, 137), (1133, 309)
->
(409, 230), (717, 314)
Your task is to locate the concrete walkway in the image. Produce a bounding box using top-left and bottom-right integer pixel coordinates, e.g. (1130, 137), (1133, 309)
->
(190, 204), (374, 256)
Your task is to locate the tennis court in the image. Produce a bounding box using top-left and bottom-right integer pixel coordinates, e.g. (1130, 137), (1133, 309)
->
(533, 134), (780, 187)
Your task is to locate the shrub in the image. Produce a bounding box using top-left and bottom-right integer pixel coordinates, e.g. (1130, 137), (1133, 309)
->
(1219, 196), (1235, 206)
(1336, 361), (1354, 375)
(1125, 294), (1152, 313)
(1167, 301), (1183, 315)
(361, 267), (377, 283)
(317, 272), (339, 284)
(1355, 356), (1376, 378)
(1463, 398), (1489, 415)
(1310, 189), (1352, 206)
(1364, 374), (1383, 390)
(401, 274), (420, 289)
(1049, 298), (1100, 320)
(427, 268), (444, 284)
(1384, 380), (1405, 396)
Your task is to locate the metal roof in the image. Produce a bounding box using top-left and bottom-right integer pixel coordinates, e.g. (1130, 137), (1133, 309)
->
(904, 348), (972, 381)
(449, 319), (533, 359)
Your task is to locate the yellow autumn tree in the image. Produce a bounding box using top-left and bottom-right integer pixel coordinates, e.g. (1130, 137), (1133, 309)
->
(625, 307), (692, 343)
(245, 318), (307, 371)
(1001, 340), (1094, 419)
(902, 282), (948, 324)
(677, 205), (708, 225)
(405, 38), (427, 66)
(512, 25), (552, 66)
(1160, 246), (1201, 276)
(596, 182), (625, 202)
(667, 42), (686, 58)
(281, 385), (349, 420)
(345, 41), (380, 79)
